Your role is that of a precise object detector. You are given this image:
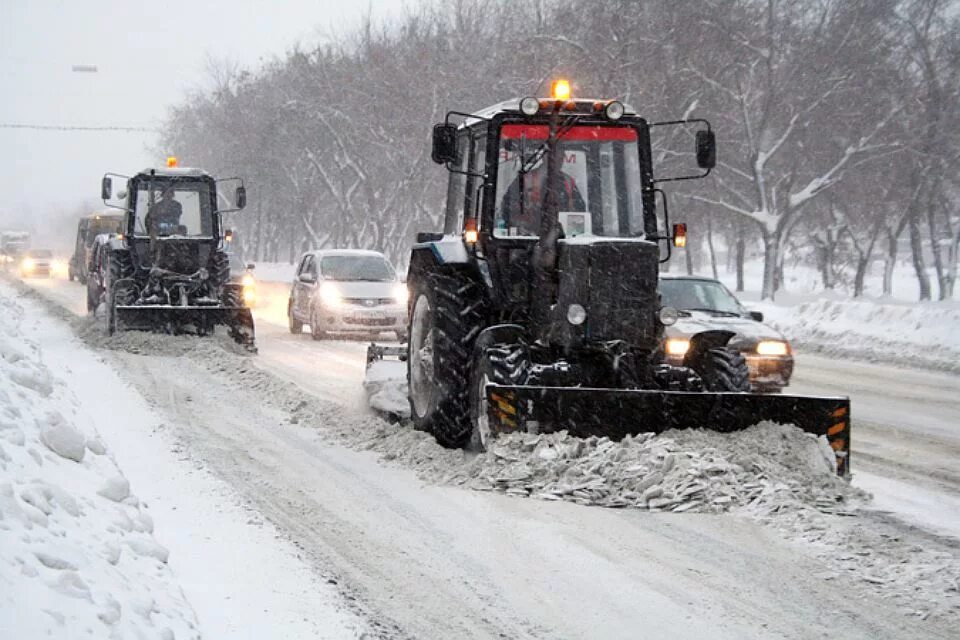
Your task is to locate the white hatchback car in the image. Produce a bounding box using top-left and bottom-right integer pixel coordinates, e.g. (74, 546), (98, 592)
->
(287, 249), (408, 341)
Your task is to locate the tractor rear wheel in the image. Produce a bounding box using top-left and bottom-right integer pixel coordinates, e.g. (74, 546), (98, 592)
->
(407, 270), (486, 448)
(105, 249), (134, 336)
(697, 348), (750, 392)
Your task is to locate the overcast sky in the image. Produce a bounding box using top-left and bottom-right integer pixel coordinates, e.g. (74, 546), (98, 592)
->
(0, 0), (407, 232)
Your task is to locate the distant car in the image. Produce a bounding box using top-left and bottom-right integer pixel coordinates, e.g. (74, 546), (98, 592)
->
(287, 249), (408, 341)
(19, 249), (54, 278)
(227, 253), (257, 308)
(659, 276), (793, 392)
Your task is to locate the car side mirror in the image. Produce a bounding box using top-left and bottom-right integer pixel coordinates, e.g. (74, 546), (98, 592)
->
(696, 130), (716, 169)
(431, 123), (458, 165)
(235, 186), (246, 209)
(101, 176), (112, 200)
(299, 273), (316, 284)
(749, 310), (764, 322)
(246, 262), (255, 270)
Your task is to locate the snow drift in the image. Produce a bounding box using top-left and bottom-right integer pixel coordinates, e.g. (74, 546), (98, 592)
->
(0, 299), (198, 638)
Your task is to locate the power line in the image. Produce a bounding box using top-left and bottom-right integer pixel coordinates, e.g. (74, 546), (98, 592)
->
(0, 123), (160, 133)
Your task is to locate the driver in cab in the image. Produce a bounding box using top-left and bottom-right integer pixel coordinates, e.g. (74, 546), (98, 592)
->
(500, 159), (586, 236)
(144, 188), (183, 235)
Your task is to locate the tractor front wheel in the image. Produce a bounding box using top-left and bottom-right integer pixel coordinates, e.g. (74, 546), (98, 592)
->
(696, 348), (750, 392)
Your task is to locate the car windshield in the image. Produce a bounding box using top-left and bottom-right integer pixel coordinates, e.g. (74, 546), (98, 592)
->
(132, 180), (213, 238)
(26, 249), (52, 258)
(494, 124), (644, 238)
(320, 255), (395, 282)
(659, 279), (745, 315)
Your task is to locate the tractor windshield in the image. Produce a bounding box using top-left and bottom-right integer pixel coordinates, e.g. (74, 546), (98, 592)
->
(132, 180), (214, 238)
(494, 124), (644, 239)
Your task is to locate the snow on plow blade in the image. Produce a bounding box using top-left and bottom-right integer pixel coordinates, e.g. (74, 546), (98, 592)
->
(114, 305), (257, 351)
(486, 386), (851, 476)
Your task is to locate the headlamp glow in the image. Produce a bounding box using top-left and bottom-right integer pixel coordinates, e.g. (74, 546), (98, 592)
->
(757, 340), (789, 356)
(665, 338), (690, 356)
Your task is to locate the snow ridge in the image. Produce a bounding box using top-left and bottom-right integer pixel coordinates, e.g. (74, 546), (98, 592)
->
(0, 298), (199, 638)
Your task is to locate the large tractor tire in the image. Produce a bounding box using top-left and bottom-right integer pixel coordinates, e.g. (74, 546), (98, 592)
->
(407, 269), (486, 448)
(468, 341), (528, 452)
(696, 348), (750, 392)
(105, 249), (135, 336)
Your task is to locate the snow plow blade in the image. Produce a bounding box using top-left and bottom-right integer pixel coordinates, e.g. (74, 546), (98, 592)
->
(486, 386), (851, 476)
(366, 343), (406, 367)
(114, 305), (257, 351)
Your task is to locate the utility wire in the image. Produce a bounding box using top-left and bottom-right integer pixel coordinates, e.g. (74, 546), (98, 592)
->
(0, 123), (160, 133)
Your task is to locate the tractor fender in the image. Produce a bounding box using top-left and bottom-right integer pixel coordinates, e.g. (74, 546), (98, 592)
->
(682, 329), (736, 371)
(475, 324), (526, 349)
(413, 235), (470, 265)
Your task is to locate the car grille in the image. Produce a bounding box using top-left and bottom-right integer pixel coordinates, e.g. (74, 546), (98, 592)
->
(344, 316), (395, 326)
(343, 297), (394, 307)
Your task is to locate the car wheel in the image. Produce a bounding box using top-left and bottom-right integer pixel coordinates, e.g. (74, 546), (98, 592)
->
(288, 300), (303, 334)
(310, 311), (326, 341)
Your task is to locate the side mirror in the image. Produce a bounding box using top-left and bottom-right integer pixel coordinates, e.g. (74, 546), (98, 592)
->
(235, 186), (247, 209)
(696, 130), (716, 169)
(431, 123), (458, 165)
(749, 311), (764, 322)
(101, 177), (112, 200)
(299, 273), (316, 284)
(246, 262), (255, 270)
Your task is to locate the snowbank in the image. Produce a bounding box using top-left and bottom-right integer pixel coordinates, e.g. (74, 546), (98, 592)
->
(0, 299), (198, 638)
(756, 297), (960, 372)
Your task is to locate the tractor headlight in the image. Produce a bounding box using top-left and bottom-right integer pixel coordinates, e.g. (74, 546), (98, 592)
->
(567, 303), (587, 325)
(665, 338), (690, 356)
(520, 97), (540, 116)
(393, 283), (409, 305)
(757, 340), (789, 356)
(604, 100), (625, 121)
(658, 306), (679, 326)
(319, 282), (342, 307)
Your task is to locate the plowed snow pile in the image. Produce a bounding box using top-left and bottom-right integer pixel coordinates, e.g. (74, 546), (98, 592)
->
(0, 300), (198, 638)
(362, 421), (860, 514)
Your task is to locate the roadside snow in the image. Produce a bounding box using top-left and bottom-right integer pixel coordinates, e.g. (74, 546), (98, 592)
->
(756, 297), (960, 373)
(0, 294), (199, 638)
(1, 281), (370, 639)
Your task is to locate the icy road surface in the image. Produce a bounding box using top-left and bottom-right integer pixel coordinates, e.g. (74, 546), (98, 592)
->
(11, 275), (960, 638)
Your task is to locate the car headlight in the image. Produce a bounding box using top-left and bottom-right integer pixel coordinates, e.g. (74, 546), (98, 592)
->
(319, 282), (342, 307)
(21, 258), (35, 271)
(756, 340), (789, 356)
(393, 283), (409, 305)
(665, 338), (690, 356)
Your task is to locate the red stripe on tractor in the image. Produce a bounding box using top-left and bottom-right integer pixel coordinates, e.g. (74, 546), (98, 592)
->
(501, 124), (638, 142)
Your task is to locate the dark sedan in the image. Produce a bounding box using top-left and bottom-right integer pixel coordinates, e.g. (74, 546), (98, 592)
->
(659, 276), (793, 392)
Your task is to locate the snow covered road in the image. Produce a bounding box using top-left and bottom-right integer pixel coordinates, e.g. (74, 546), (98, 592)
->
(9, 275), (960, 638)
(791, 354), (960, 537)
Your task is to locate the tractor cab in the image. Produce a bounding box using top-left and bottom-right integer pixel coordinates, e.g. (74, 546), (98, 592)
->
(425, 82), (714, 352)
